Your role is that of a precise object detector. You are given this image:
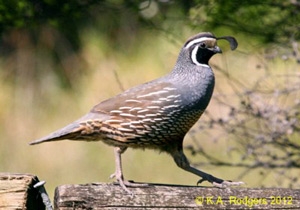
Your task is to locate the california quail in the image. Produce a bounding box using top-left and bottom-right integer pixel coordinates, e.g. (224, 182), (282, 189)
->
(30, 32), (243, 194)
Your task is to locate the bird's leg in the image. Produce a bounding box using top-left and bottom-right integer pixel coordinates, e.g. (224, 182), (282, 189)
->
(110, 146), (148, 194)
(109, 146), (127, 180)
(172, 149), (244, 187)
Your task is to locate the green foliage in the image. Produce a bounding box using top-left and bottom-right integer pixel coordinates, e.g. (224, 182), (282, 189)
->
(189, 0), (300, 44)
(0, 1), (299, 44)
(0, 0), (94, 49)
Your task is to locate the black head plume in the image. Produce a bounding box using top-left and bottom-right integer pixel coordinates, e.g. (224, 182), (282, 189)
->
(216, 36), (238, 50)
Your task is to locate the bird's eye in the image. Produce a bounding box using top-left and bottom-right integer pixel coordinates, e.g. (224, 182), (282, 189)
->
(200, 42), (206, 48)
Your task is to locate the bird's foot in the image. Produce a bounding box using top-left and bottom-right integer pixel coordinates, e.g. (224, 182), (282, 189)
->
(197, 174), (244, 188)
(109, 173), (149, 195)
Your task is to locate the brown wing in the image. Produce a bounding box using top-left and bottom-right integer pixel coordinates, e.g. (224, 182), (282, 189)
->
(84, 81), (203, 148)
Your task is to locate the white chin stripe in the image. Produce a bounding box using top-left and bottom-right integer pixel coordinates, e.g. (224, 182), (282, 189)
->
(185, 37), (216, 49)
(191, 45), (209, 67)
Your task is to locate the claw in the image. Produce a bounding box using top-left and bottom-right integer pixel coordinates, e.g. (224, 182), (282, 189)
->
(109, 173), (116, 179)
(197, 178), (205, 185)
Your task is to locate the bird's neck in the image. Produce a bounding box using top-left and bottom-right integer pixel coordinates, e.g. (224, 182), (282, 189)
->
(169, 62), (215, 111)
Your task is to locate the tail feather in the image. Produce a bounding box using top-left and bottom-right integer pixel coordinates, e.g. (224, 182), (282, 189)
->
(29, 112), (108, 145)
(29, 122), (82, 145)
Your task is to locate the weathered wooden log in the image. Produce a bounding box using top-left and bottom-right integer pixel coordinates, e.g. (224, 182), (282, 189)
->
(0, 173), (46, 210)
(54, 182), (300, 209)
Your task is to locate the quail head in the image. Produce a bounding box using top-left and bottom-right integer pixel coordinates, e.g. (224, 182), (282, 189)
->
(30, 32), (244, 194)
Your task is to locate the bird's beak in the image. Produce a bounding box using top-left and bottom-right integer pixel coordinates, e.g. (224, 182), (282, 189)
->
(212, 46), (222, 54)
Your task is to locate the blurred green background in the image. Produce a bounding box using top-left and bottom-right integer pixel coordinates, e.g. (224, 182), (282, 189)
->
(0, 0), (299, 200)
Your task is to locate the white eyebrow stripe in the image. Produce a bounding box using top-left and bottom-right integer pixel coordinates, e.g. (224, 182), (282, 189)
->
(185, 37), (216, 49)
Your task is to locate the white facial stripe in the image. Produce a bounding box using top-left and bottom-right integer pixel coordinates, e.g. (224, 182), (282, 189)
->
(191, 45), (199, 65)
(191, 46), (210, 67)
(185, 37), (216, 49)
